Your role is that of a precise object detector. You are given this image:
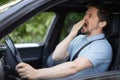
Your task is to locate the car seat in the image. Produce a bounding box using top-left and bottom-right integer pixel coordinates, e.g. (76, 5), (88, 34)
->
(106, 13), (120, 70)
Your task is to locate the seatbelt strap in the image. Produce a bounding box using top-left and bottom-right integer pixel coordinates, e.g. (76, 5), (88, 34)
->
(72, 38), (105, 61)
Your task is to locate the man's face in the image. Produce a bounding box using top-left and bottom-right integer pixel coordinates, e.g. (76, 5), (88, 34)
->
(81, 7), (100, 35)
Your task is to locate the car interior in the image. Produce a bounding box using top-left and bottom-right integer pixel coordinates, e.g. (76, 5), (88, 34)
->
(107, 13), (120, 70)
(0, 0), (120, 80)
(45, 0), (120, 72)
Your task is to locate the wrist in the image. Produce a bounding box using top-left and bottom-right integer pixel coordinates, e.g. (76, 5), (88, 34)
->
(34, 69), (41, 79)
(68, 33), (76, 39)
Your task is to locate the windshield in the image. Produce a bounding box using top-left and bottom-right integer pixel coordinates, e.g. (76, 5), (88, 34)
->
(0, 0), (22, 13)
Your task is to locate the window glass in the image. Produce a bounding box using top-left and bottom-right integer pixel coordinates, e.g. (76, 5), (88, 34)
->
(8, 12), (55, 43)
(0, 0), (22, 13)
(60, 13), (84, 41)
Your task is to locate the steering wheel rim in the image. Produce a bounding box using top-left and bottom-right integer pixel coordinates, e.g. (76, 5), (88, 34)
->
(5, 36), (22, 63)
(4, 36), (22, 76)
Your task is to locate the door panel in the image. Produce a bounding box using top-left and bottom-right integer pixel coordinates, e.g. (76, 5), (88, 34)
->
(17, 43), (44, 68)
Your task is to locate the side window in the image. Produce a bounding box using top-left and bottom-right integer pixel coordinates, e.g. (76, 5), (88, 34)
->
(9, 12), (55, 43)
(60, 13), (84, 41)
(0, 0), (22, 13)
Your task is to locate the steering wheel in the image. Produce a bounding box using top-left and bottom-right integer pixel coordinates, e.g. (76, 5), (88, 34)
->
(4, 36), (22, 76)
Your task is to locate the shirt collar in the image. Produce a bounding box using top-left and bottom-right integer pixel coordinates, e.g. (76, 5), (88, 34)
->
(85, 34), (105, 42)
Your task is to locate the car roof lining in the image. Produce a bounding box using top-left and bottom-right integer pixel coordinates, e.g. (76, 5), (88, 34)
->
(48, 0), (120, 13)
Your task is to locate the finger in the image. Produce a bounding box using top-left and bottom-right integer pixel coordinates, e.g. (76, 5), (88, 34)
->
(17, 68), (25, 73)
(73, 19), (85, 31)
(19, 74), (27, 79)
(76, 19), (85, 28)
(16, 62), (27, 70)
(19, 72), (25, 76)
(19, 73), (30, 79)
(17, 69), (29, 79)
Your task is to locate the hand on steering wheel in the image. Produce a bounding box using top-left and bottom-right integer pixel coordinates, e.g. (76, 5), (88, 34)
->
(4, 36), (22, 76)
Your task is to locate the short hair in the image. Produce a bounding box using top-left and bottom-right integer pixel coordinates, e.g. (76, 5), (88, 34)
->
(87, 0), (112, 31)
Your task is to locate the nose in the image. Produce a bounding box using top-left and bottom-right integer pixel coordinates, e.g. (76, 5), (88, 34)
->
(83, 15), (88, 23)
(83, 15), (88, 20)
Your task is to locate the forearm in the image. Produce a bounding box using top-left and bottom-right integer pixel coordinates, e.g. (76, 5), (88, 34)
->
(36, 62), (77, 79)
(52, 19), (85, 60)
(52, 34), (75, 60)
(36, 57), (92, 79)
(16, 57), (92, 80)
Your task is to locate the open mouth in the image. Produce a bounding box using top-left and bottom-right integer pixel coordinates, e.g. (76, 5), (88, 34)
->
(80, 22), (88, 33)
(85, 22), (88, 27)
(82, 22), (88, 29)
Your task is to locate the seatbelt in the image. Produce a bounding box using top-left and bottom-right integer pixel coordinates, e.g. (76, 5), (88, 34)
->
(72, 38), (105, 61)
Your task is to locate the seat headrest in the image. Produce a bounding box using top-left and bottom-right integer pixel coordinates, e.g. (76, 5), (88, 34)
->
(105, 13), (120, 38)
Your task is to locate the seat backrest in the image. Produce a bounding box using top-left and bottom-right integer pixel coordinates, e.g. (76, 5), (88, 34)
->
(106, 13), (120, 70)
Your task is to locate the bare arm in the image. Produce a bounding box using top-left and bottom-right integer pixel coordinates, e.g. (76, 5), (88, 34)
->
(16, 57), (92, 80)
(52, 19), (85, 60)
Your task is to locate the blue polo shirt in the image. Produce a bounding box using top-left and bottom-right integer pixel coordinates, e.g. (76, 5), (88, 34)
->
(67, 34), (112, 77)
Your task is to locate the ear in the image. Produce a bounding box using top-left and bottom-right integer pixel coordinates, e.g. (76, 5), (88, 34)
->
(99, 21), (107, 28)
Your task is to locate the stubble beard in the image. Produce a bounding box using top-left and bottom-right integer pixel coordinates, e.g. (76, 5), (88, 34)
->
(80, 27), (91, 35)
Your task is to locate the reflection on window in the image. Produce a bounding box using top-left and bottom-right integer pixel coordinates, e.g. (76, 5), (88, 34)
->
(0, 0), (22, 13)
(9, 12), (55, 43)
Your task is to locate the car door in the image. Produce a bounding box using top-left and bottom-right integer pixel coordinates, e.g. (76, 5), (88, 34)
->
(57, 70), (120, 80)
(1, 0), (120, 80)
(0, 0), (68, 69)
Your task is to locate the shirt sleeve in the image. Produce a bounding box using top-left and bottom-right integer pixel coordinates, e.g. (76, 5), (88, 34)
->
(81, 41), (112, 67)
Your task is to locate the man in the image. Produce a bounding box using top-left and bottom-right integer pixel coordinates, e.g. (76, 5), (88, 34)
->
(16, 1), (112, 80)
